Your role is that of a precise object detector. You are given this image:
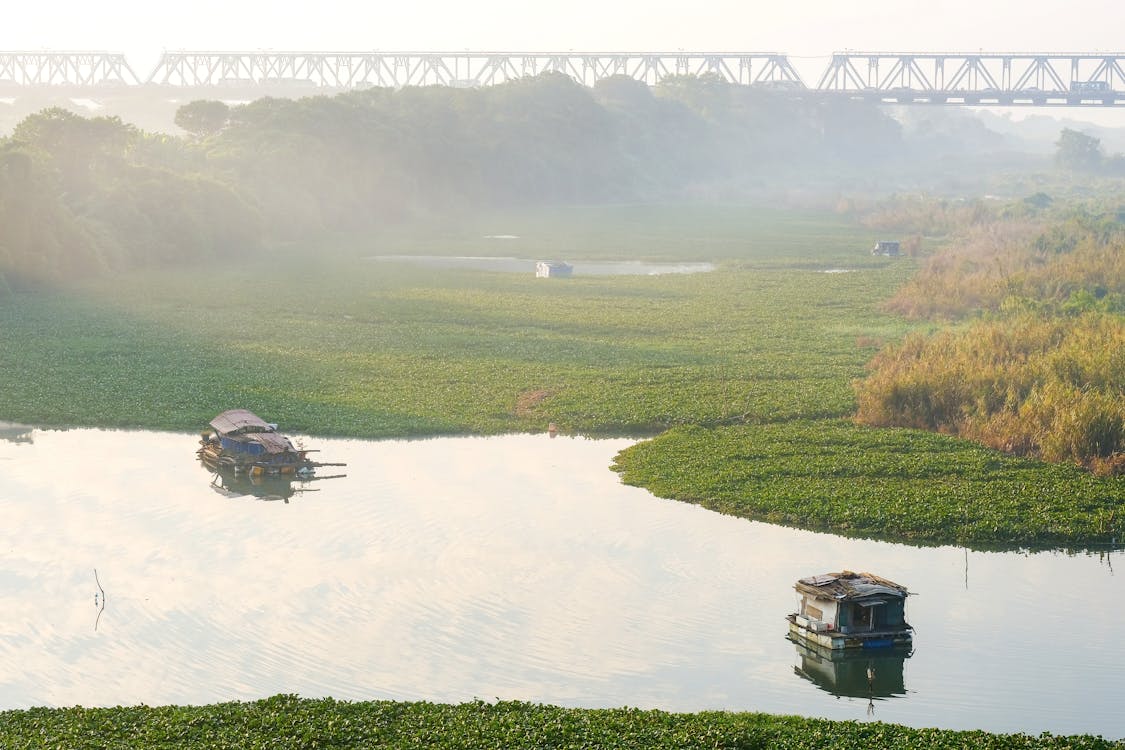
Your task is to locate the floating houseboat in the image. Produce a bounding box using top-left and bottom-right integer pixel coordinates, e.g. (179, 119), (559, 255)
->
(787, 571), (913, 650)
(535, 260), (573, 278)
(871, 240), (901, 257)
(197, 409), (343, 477)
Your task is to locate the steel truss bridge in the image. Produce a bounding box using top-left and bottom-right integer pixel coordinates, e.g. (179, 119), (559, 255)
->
(2, 50), (1125, 106)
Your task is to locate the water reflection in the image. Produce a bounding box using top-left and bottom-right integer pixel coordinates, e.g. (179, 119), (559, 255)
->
(0, 421), (34, 444)
(790, 638), (911, 703)
(1, 427), (1123, 740)
(204, 465), (347, 503)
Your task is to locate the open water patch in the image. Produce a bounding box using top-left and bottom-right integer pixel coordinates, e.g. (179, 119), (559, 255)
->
(368, 255), (715, 276)
(0, 427), (1122, 739)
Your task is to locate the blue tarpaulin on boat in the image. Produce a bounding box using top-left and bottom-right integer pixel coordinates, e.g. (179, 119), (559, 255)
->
(221, 436), (266, 455)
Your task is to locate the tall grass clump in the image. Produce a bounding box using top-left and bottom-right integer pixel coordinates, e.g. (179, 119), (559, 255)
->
(883, 211), (1124, 320)
(854, 312), (1124, 474)
(858, 193), (998, 238)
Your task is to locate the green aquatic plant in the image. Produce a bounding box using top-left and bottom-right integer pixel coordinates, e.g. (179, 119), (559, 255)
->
(613, 420), (1124, 549)
(1, 696), (1120, 750)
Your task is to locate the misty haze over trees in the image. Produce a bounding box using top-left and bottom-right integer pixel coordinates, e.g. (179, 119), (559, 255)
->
(0, 73), (1056, 286)
(1, 71), (1124, 288)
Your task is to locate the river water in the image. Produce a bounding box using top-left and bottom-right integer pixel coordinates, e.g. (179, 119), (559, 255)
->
(1, 427), (1121, 739)
(368, 255), (716, 276)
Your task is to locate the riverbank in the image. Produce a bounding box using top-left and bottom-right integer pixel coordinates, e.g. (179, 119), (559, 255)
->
(1, 696), (1120, 748)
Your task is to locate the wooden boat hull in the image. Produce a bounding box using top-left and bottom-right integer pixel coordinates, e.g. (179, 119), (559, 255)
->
(197, 439), (315, 476)
(787, 614), (912, 650)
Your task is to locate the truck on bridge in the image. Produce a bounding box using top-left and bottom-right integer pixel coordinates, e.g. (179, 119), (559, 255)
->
(1070, 80), (1110, 93)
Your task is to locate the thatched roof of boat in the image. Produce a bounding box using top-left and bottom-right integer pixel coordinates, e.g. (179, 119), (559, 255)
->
(795, 571), (910, 601)
(210, 409), (272, 436)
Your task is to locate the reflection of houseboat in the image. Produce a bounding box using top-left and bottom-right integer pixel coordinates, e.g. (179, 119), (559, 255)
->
(791, 638), (910, 699)
(787, 571), (913, 650)
(197, 409), (343, 476)
(207, 466), (343, 502)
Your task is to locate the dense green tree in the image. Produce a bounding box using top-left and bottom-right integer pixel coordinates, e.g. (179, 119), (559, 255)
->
(173, 99), (231, 139)
(1055, 127), (1103, 171)
(10, 108), (136, 199)
(0, 145), (105, 287)
(655, 73), (732, 120)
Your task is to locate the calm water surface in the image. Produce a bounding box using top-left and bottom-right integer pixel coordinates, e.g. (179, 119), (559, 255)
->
(368, 255), (715, 275)
(1, 427), (1121, 739)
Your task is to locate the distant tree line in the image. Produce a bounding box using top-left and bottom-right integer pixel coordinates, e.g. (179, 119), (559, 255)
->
(1, 73), (906, 287)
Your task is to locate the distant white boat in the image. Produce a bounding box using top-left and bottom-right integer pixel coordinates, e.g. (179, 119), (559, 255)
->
(535, 260), (573, 278)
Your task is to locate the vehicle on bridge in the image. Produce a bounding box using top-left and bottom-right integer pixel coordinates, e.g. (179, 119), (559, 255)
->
(1071, 80), (1110, 92)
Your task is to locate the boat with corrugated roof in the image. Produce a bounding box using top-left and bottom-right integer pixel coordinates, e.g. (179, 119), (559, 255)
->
(197, 409), (344, 477)
(786, 571), (913, 650)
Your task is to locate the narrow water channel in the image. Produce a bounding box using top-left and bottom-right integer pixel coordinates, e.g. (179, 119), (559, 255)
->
(1, 427), (1121, 739)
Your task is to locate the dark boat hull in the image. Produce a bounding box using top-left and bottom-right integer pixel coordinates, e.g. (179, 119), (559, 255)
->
(197, 439), (315, 476)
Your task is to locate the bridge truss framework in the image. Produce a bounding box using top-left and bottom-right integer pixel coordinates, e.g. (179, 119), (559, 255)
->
(817, 52), (1125, 105)
(144, 51), (804, 88)
(0, 52), (141, 87)
(2, 50), (1125, 106)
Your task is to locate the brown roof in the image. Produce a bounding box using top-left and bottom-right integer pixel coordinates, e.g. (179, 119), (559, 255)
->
(210, 409), (271, 436)
(794, 571), (910, 601)
(243, 432), (296, 455)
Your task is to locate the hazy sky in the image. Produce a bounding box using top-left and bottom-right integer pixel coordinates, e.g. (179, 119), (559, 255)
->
(5, 0), (1125, 76)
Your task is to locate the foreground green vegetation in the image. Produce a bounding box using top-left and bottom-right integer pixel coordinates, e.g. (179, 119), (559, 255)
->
(2, 695), (1120, 749)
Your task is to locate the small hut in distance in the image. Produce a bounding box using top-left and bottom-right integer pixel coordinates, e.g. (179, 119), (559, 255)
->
(872, 240), (901, 257)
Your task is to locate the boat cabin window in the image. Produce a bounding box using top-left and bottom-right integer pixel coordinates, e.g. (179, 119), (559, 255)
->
(853, 603), (873, 629)
(850, 600), (889, 631)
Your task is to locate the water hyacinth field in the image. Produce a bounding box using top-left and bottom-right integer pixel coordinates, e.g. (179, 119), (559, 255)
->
(0, 206), (916, 438)
(612, 421), (1124, 548)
